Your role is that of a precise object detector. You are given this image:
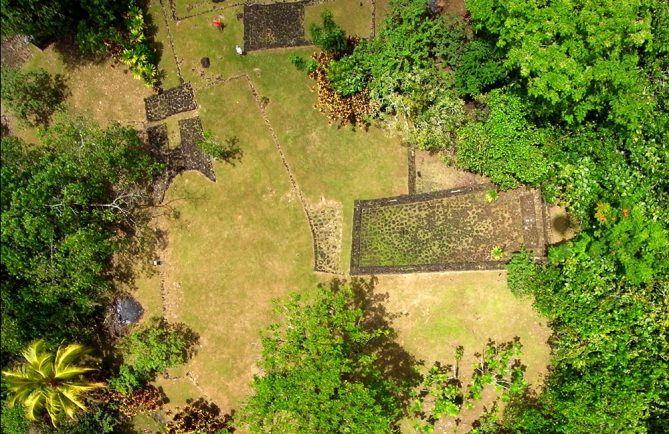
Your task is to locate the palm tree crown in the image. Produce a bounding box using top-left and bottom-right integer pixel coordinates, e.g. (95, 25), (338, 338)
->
(1, 340), (105, 426)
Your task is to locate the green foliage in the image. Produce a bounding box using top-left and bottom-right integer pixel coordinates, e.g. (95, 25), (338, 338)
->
(484, 190), (498, 203)
(455, 40), (507, 97)
(0, 0), (157, 85)
(110, 318), (197, 394)
(0, 68), (67, 126)
(43, 407), (120, 434)
(410, 340), (526, 432)
(289, 55), (317, 73)
(0, 0), (127, 51)
(456, 89), (551, 189)
(365, 0), (465, 88)
(1, 340), (104, 426)
(0, 0), (74, 42)
(0, 115), (159, 356)
(309, 10), (349, 55)
(489, 246), (504, 261)
(503, 202), (669, 431)
(466, 0), (657, 129)
(506, 251), (540, 297)
(327, 54), (369, 96)
(241, 280), (410, 433)
(196, 132), (242, 163)
(1, 402), (29, 434)
(566, 203), (668, 286)
(107, 364), (143, 395)
(75, 21), (122, 56)
(408, 86), (465, 152)
(119, 2), (158, 86)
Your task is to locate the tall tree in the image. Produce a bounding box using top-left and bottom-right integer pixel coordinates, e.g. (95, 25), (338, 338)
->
(241, 280), (413, 433)
(0, 0), (128, 49)
(2, 340), (104, 426)
(466, 0), (661, 130)
(0, 115), (160, 357)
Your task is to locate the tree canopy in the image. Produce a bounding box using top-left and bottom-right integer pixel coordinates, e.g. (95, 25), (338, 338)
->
(241, 280), (409, 433)
(0, 115), (160, 357)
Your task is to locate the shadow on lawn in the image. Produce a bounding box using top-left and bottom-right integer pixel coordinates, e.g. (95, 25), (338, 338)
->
(335, 277), (424, 404)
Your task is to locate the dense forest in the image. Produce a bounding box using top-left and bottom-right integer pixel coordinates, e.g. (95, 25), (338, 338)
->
(307, 0), (669, 430)
(1, 0), (667, 432)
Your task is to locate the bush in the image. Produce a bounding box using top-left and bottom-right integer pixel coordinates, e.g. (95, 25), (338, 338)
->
(119, 2), (158, 86)
(456, 40), (507, 97)
(506, 251), (541, 297)
(290, 55), (317, 73)
(456, 89), (551, 189)
(0, 68), (67, 126)
(197, 133), (242, 163)
(108, 364), (143, 395)
(409, 90), (466, 151)
(309, 53), (374, 125)
(1, 402), (29, 434)
(110, 318), (198, 394)
(309, 10), (349, 55)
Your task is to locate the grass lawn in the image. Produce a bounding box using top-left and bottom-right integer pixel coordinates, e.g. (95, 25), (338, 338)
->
(127, 0), (552, 429)
(304, 0), (374, 38)
(3, 43), (152, 144)
(148, 79), (321, 411)
(377, 271), (551, 432)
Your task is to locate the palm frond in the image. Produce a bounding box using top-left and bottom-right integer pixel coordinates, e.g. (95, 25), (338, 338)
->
(58, 387), (89, 413)
(54, 343), (90, 373)
(22, 341), (53, 377)
(45, 390), (63, 427)
(54, 366), (95, 380)
(23, 390), (46, 421)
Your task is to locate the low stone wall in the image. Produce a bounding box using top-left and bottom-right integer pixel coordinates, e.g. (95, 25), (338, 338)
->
(145, 83), (198, 122)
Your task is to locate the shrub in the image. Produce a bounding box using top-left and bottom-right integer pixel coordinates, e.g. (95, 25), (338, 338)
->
(409, 90), (466, 151)
(290, 55), (317, 73)
(506, 251), (540, 297)
(309, 10), (349, 55)
(197, 132), (242, 163)
(0, 68), (67, 126)
(108, 364), (143, 395)
(456, 40), (507, 97)
(309, 53), (374, 125)
(490, 246), (505, 260)
(485, 190), (499, 203)
(110, 318), (197, 394)
(119, 3), (158, 86)
(0, 402), (28, 434)
(456, 89), (551, 189)
(167, 398), (232, 434)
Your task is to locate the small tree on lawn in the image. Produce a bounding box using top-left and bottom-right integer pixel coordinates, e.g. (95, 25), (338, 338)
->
(0, 68), (67, 126)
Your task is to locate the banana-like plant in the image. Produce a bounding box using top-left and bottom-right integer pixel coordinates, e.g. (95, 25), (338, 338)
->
(1, 340), (105, 426)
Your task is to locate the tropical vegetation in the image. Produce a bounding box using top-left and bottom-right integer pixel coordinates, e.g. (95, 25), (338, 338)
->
(1, 341), (104, 426)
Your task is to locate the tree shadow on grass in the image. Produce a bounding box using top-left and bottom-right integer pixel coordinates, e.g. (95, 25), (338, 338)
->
(333, 277), (424, 405)
(51, 36), (109, 70)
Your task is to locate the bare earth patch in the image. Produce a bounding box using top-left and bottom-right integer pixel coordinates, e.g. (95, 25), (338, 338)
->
(414, 149), (489, 193)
